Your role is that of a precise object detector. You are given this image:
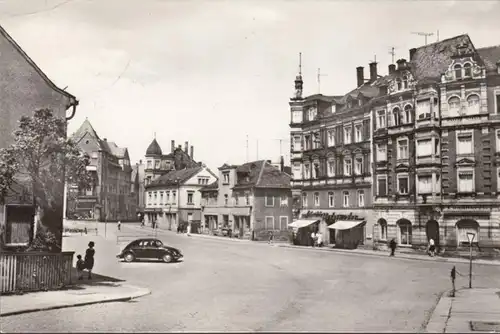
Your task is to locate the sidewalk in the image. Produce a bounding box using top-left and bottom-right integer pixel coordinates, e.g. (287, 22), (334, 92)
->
(425, 288), (500, 333)
(0, 268), (150, 317)
(276, 244), (500, 266)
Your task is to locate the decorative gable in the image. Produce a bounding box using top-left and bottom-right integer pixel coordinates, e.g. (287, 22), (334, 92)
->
(455, 157), (476, 167)
(388, 70), (415, 94)
(442, 55), (485, 83)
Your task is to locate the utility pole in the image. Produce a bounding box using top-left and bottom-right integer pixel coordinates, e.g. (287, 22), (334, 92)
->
(411, 31), (434, 45)
(317, 68), (327, 94)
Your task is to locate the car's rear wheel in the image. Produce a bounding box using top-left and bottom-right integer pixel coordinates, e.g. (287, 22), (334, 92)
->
(162, 254), (173, 263)
(124, 252), (135, 263)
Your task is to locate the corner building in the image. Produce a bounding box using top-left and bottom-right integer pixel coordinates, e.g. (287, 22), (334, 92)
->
(289, 63), (377, 248)
(371, 35), (500, 251)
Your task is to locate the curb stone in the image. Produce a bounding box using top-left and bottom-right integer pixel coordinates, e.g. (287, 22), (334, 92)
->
(276, 244), (500, 266)
(0, 286), (151, 317)
(424, 290), (453, 333)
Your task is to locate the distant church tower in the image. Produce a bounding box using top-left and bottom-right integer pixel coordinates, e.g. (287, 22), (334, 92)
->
(144, 137), (163, 186)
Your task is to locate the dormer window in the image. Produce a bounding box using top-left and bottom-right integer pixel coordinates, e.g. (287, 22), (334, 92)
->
(454, 64), (462, 80)
(308, 107), (317, 121)
(331, 104), (336, 113)
(358, 99), (362, 106)
(464, 63), (472, 77)
(402, 75), (408, 89)
(396, 78), (402, 91)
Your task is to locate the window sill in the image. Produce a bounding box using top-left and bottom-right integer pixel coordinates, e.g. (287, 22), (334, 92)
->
(5, 243), (29, 247)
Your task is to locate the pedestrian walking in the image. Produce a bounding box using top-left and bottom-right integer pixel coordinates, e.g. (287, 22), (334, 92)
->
(389, 238), (397, 256)
(428, 238), (436, 257)
(141, 219), (145, 228)
(117, 220), (121, 231)
(268, 230), (274, 244)
(76, 254), (85, 280)
(85, 241), (95, 280)
(187, 223), (191, 237)
(450, 266), (456, 297)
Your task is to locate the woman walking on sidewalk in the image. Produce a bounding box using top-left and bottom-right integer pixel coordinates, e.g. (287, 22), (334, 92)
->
(85, 241), (95, 280)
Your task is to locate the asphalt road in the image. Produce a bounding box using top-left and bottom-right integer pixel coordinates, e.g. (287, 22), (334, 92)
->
(2, 222), (499, 332)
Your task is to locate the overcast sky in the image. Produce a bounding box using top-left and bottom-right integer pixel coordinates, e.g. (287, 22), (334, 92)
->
(1, 0), (499, 170)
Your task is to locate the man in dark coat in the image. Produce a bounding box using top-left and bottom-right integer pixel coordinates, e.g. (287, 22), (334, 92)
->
(389, 238), (397, 256)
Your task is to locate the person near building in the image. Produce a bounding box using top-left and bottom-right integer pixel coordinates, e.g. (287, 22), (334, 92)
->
(268, 230), (274, 244)
(85, 241), (95, 279)
(117, 220), (121, 231)
(389, 238), (397, 257)
(316, 231), (324, 247)
(311, 231), (317, 247)
(428, 238), (436, 257)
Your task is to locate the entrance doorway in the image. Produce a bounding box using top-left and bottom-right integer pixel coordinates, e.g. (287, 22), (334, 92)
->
(426, 220), (440, 247)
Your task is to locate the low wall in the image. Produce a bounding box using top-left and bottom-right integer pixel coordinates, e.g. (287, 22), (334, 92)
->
(0, 251), (74, 294)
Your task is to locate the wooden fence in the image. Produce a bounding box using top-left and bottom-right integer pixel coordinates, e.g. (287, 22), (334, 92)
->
(0, 251), (74, 294)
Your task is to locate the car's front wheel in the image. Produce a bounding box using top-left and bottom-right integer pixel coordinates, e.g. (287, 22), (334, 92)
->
(124, 252), (135, 263)
(162, 253), (173, 263)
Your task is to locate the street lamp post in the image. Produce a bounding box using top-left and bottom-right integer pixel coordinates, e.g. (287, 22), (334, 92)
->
(466, 232), (475, 289)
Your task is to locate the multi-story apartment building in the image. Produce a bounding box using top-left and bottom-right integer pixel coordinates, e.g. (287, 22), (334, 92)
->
(0, 25), (78, 249)
(371, 35), (500, 251)
(200, 160), (292, 240)
(143, 166), (217, 231)
(68, 119), (136, 221)
(289, 61), (376, 248)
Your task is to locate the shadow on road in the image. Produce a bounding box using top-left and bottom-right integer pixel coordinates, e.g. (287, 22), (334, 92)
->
(64, 267), (126, 290)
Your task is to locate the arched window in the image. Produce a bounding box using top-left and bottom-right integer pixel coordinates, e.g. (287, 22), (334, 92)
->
(463, 63), (472, 77)
(402, 75), (408, 89)
(448, 96), (461, 113)
(302, 192), (308, 207)
(467, 94), (480, 114)
(454, 64), (462, 79)
(378, 219), (388, 241)
(403, 104), (412, 124)
(397, 219), (412, 245)
(396, 78), (402, 91)
(392, 107), (401, 126)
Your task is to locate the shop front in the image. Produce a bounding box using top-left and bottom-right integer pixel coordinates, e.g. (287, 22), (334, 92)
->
(288, 218), (320, 246)
(328, 220), (366, 249)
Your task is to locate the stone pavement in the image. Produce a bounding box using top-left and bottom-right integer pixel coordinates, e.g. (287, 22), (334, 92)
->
(425, 288), (500, 333)
(0, 265), (151, 317)
(0, 282), (150, 317)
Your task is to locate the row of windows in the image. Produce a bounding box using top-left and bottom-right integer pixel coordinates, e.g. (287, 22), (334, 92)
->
(293, 123), (368, 151)
(264, 216), (289, 230)
(147, 190), (177, 205)
(298, 156), (366, 179)
(203, 194), (289, 207)
(302, 190), (365, 208)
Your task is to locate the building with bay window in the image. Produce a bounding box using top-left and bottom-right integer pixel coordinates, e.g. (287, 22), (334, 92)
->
(289, 62), (377, 248)
(371, 34), (500, 251)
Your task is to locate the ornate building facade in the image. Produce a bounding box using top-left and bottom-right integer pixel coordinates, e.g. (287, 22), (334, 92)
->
(68, 119), (136, 221)
(289, 62), (376, 248)
(371, 35), (500, 251)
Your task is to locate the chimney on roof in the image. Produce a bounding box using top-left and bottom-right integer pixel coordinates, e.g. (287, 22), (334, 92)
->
(171, 140), (175, 153)
(184, 141), (189, 154)
(139, 160), (142, 164)
(396, 58), (407, 70)
(356, 66), (364, 87)
(103, 138), (107, 142)
(409, 48), (417, 60)
(369, 62), (378, 82)
(388, 64), (396, 74)
(267, 160), (272, 164)
(178, 145), (182, 150)
(280, 156), (284, 172)
(190, 145), (194, 159)
(496, 60), (500, 74)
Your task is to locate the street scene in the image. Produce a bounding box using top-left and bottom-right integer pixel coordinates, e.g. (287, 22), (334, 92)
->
(1, 0), (500, 333)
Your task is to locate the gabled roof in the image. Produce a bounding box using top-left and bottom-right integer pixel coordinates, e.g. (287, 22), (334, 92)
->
(410, 34), (475, 81)
(233, 160), (291, 190)
(0, 24), (77, 104)
(477, 45), (500, 72)
(147, 166), (203, 188)
(72, 118), (100, 143)
(145, 138), (162, 156)
(102, 141), (127, 159)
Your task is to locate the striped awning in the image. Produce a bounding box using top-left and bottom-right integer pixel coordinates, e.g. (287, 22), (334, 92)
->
(328, 220), (366, 230)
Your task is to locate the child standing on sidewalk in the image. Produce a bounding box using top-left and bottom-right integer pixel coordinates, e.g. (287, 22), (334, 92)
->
(76, 255), (85, 280)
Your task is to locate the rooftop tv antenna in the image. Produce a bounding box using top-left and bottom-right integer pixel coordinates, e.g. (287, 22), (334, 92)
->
(317, 68), (327, 94)
(388, 47), (396, 64)
(411, 31), (434, 45)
